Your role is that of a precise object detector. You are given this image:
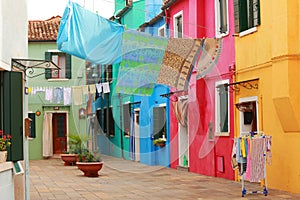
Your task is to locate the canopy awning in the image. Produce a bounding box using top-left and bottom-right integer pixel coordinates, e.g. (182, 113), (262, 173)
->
(12, 58), (59, 78)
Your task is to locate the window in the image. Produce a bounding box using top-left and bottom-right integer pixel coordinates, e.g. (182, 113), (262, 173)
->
(215, 80), (229, 136)
(45, 51), (71, 79)
(158, 25), (165, 37)
(234, 0), (261, 34)
(215, 0), (229, 37)
(104, 65), (113, 83)
(153, 106), (166, 139)
(123, 104), (131, 137)
(96, 107), (115, 136)
(174, 11), (183, 38)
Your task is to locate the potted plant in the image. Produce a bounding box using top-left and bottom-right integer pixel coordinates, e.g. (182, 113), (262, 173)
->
(0, 130), (12, 163)
(61, 133), (89, 166)
(153, 138), (166, 147)
(76, 149), (104, 177)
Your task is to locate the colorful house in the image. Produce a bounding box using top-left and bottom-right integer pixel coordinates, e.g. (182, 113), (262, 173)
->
(162, 0), (235, 180)
(97, 0), (171, 167)
(27, 16), (87, 159)
(234, 0), (300, 194)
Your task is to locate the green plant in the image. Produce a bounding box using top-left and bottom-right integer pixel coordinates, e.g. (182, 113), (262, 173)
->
(78, 149), (101, 162)
(68, 133), (90, 154)
(0, 130), (12, 151)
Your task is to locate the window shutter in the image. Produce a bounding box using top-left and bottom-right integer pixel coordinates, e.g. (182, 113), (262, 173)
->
(3, 72), (23, 161)
(219, 0), (228, 33)
(233, 0), (240, 33)
(45, 52), (52, 79)
(253, 0), (261, 26)
(28, 113), (36, 138)
(65, 54), (72, 79)
(239, 0), (248, 32)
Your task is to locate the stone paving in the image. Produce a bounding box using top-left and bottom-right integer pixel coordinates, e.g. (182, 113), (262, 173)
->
(29, 155), (300, 200)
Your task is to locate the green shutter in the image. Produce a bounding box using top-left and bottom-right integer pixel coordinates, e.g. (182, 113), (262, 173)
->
(234, 0), (240, 33)
(45, 52), (52, 79)
(3, 72), (23, 161)
(28, 113), (36, 138)
(253, 0), (261, 26)
(65, 54), (71, 79)
(239, 0), (248, 32)
(219, 0), (228, 33)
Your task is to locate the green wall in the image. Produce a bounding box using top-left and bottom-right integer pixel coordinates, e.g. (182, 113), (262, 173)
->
(28, 42), (86, 160)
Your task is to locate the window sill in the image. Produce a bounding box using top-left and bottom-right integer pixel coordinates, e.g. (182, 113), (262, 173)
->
(0, 161), (13, 173)
(47, 78), (69, 82)
(215, 32), (229, 39)
(215, 132), (230, 137)
(239, 27), (257, 37)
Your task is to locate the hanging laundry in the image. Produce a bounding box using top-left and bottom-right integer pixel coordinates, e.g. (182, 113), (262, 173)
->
(82, 85), (89, 95)
(64, 87), (72, 105)
(45, 87), (53, 102)
(249, 137), (266, 182)
(157, 38), (204, 90)
(89, 84), (96, 94)
(54, 87), (64, 104)
(57, 1), (124, 64)
(72, 86), (83, 105)
(102, 82), (110, 93)
(96, 83), (102, 93)
(116, 30), (168, 96)
(196, 38), (223, 79)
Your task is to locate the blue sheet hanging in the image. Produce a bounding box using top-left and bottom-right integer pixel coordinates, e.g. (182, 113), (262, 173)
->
(57, 1), (124, 64)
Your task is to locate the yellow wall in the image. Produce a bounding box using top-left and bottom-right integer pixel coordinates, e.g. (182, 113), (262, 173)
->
(235, 0), (300, 194)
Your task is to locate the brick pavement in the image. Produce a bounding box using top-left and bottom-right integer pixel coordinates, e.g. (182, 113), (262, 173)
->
(29, 155), (300, 200)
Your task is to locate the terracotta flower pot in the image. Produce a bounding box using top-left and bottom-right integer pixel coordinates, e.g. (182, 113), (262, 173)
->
(61, 154), (78, 166)
(76, 161), (104, 177)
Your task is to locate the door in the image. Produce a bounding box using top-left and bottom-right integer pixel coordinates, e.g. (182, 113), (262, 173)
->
(52, 113), (67, 154)
(134, 109), (140, 162)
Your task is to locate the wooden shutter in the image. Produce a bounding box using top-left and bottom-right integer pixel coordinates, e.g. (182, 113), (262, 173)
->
(219, 0), (228, 33)
(253, 0), (261, 26)
(3, 71), (23, 161)
(234, 0), (240, 33)
(28, 113), (36, 138)
(108, 107), (115, 136)
(153, 107), (165, 139)
(65, 54), (72, 79)
(123, 104), (130, 135)
(45, 52), (52, 79)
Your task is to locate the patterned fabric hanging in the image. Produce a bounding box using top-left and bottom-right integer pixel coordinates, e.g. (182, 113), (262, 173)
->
(157, 38), (203, 90)
(196, 38), (223, 79)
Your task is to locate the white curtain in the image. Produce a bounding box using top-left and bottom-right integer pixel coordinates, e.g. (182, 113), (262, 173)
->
(43, 112), (53, 158)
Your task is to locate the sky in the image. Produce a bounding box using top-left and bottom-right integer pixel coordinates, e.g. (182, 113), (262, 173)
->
(27, 0), (115, 20)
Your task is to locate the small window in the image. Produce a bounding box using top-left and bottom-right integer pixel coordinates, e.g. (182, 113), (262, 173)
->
(174, 11), (183, 38)
(45, 51), (71, 79)
(215, 80), (229, 135)
(234, 0), (261, 33)
(215, 0), (229, 37)
(158, 25), (165, 37)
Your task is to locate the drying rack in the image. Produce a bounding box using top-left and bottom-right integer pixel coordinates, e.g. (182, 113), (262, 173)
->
(237, 131), (270, 197)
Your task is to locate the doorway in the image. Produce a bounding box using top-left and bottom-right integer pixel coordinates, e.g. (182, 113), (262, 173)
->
(52, 113), (67, 154)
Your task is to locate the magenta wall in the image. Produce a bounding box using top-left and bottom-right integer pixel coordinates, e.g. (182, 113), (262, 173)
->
(168, 0), (235, 180)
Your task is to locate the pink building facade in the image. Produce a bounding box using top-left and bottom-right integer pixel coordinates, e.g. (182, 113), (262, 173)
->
(164, 0), (235, 180)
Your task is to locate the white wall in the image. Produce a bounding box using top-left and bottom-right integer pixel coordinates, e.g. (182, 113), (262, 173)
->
(0, 0), (28, 71)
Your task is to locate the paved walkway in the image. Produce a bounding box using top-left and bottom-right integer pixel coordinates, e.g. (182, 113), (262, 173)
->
(29, 155), (300, 200)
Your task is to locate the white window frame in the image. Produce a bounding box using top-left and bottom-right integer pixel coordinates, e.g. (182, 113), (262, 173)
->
(173, 11), (183, 38)
(215, 0), (229, 38)
(215, 79), (230, 136)
(158, 25), (166, 37)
